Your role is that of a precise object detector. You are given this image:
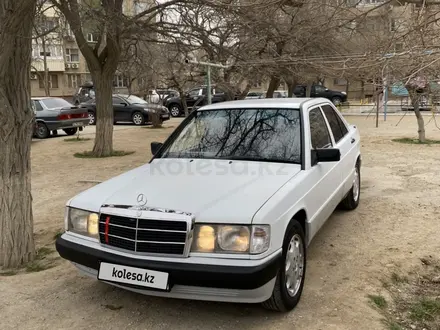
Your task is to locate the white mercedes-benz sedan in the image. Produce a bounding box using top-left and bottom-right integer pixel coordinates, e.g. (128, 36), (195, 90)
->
(56, 97), (361, 312)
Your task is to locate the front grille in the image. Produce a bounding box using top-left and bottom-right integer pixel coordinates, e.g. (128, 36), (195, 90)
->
(99, 214), (188, 255)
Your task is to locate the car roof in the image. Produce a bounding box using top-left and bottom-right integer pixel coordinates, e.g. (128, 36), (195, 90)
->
(199, 98), (330, 111)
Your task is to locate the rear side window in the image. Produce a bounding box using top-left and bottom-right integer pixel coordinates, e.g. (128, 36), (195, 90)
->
(309, 107), (332, 149)
(321, 104), (348, 143)
(33, 100), (43, 111)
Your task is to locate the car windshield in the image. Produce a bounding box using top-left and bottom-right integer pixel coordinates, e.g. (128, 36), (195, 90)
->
(125, 95), (148, 104)
(159, 108), (302, 164)
(40, 98), (73, 109)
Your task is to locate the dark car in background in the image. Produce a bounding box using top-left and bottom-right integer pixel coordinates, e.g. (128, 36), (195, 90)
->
(293, 84), (347, 105)
(31, 97), (89, 139)
(80, 94), (170, 126)
(164, 85), (231, 117)
(72, 82), (95, 105)
(156, 89), (179, 102)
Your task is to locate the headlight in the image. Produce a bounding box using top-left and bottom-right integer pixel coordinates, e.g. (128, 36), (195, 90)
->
(67, 207), (99, 239)
(191, 224), (270, 254)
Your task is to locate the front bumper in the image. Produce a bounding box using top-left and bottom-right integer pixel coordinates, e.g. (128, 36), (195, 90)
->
(160, 113), (170, 121)
(56, 235), (281, 303)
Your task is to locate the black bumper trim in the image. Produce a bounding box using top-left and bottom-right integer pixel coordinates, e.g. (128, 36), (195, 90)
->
(55, 236), (281, 290)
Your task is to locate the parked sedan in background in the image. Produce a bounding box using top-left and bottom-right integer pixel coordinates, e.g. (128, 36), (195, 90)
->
(80, 94), (170, 126)
(31, 97), (89, 139)
(245, 91), (264, 99)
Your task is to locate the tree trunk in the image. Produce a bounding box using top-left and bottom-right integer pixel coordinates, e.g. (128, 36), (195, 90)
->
(177, 88), (189, 117)
(360, 80), (365, 100)
(238, 82), (252, 100)
(0, 0), (36, 268)
(287, 80), (297, 97)
(266, 76), (280, 98)
(92, 71), (114, 156)
(42, 37), (50, 96)
(409, 91), (426, 142)
(151, 109), (162, 128)
(306, 81), (313, 97)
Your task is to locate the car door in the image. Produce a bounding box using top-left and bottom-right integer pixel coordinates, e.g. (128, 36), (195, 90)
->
(293, 85), (306, 97)
(305, 105), (343, 238)
(186, 88), (202, 109)
(321, 103), (358, 195)
(113, 96), (128, 121)
(311, 85), (328, 98)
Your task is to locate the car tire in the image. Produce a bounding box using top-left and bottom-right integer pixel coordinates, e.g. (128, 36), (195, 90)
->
(332, 96), (342, 106)
(132, 111), (145, 126)
(169, 104), (181, 117)
(340, 161), (361, 210)
(35, 122), (50, 139)
(88, 111), (96, 125)
(262, 220), (306, 312)
(63, 128), (78, 136)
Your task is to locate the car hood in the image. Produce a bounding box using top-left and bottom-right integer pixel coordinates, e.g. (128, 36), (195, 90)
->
(68, 158), (301, 224)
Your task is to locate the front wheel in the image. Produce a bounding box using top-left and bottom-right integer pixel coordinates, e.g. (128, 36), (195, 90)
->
(332, 96), (342, 106)
(63, 128), (78, 136)
(169, 104), (181, 117)
(132, 111), (145, 126)
(262, 220), (306, 312)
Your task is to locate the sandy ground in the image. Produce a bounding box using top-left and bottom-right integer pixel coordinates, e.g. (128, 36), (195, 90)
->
(1, 115), (440, 330)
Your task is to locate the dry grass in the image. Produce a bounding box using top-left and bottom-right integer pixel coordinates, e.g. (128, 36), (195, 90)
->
(373, 256), (440, 330)
(392, 137), (440, 145)
(74, 150), (135, 158)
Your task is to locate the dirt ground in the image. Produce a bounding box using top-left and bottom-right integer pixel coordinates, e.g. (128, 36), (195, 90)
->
(1, 115), (440, 330)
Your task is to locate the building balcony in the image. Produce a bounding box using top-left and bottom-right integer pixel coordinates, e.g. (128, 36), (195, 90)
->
(31, 58), (66, 72)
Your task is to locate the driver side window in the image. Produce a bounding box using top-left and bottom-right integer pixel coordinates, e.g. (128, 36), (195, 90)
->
(314, 85), (326, 93)
(309, 107), (332, 149)
(188, 89), (200, 97)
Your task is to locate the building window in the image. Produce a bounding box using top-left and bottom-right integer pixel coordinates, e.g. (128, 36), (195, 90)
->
(113, 75), (127, 88)
(87, 33), (99, 43)
(67, 74), (81, 88)
(32, 44), (63, 59)
(65, 48), (79, 62)
(134, 1), (149, 14)
(39, 74), (59, 89)
(334, 78), (348, 86)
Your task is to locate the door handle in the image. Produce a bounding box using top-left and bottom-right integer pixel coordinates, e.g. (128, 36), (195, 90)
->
(351, 138), (356, 144)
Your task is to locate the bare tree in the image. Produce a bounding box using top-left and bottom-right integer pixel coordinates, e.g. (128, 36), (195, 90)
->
(0, 0), (37, 268)
(53, 0), (193, 156)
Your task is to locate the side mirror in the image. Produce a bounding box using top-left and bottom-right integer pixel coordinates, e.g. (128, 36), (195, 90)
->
(120, 102), (128, 106)
(151, 141), (163, 155)
(312, 148), (340, 165)
(325, 88), (329, 91)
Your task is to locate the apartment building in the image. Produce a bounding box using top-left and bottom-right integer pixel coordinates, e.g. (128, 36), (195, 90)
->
(30, 0), (153, 98)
